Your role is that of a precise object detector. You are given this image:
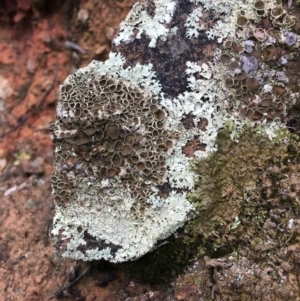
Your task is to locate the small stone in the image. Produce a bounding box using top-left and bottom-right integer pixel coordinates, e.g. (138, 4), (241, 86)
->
(24, 199), (40, 209)
(0, 75), (13, 101)
(13, 11), (26, 23)
(85, 295), (97, 301)
(95, 45), (106, 55)
(77, 9), (89, 23)
(20, 157), (45, 175)
(140, 294), (150, 301)
(27, 58), (36, 74)
(0, 158), (7, 172)
(116, 289), (129, 300)
(43, 35), (51, 43)
(105, 27), (115, 41)
(33, 275), (43, 284)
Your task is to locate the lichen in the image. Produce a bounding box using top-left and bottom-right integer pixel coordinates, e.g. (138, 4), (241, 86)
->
(114, 0), (177, 47)
(84, 54), (162, 96)
(51, 0), (300, 268)
(50, 59), (194, 262)
(184, 7), (205, 38)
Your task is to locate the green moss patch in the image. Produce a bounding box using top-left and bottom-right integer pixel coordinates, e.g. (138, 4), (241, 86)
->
(185, 125), (300, 261)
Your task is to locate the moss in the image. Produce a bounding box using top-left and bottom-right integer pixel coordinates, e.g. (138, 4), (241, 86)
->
(185, 125), (300, 261)
(174, 125), (300, 299)
(121, 124), (300, 284)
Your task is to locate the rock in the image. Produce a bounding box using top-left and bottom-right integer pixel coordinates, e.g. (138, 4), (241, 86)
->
(50, 0), (300, 279)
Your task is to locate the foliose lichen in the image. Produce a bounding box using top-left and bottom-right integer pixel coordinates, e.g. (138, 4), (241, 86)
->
(50, 59), (193, 262)
(114, 0), (177, 47)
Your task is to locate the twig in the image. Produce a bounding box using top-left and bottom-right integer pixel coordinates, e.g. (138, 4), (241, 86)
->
(50, 264), (92, 300)
(0, 66), (58, 139)
(65, 41), (86, 54)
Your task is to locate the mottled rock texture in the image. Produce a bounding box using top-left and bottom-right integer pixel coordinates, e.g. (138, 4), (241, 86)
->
(51, 4), (300, 293)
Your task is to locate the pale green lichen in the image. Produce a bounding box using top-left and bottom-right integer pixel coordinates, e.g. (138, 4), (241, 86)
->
(114, 0), (176, 47)
(53, 183), (192, 262)
(51, 56), (195, 262)
(84, 53), (162, 96)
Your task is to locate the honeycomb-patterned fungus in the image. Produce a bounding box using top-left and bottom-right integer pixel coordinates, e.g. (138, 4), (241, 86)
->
(51, 73), (172, 207)
(49, 68), (193, 262)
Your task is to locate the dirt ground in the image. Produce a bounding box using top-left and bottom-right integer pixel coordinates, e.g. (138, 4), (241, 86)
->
(0, 1), (177, 300)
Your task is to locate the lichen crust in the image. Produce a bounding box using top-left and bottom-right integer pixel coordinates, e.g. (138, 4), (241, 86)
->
(50, 59), (194, 262)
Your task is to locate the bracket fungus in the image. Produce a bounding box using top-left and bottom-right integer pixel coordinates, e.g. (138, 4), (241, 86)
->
(50, 0), (300, 267)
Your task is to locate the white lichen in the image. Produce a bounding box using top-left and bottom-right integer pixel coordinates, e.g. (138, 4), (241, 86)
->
(114, 0), (176, 47)
(185, 7), (205, 38)
(167, 142), (196, 189)
(53, 183), (193, 262)
(185, 0), (259, 43)
(84, 53), (162, 96)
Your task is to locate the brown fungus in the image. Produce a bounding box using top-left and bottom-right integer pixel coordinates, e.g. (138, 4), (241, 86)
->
(272, 86), (286, 96)
(254, 0), (265, 10)
(73, 130), (90, 145)
(220, 54), (231, 64)
(229, 61), (240, 70)
(106, 124), (119, 139)
(122, 144), (132, 156)
(223, 40), (233, 49)
(136, 162), (145, 171)
(84, 125), (96, 135)
(263, 47), (282, 62)
(261, 96), (272, 107)
(125, 134), (135, 145)
(235, 72), (248, 81)
(153, 109), (166, 120)
(95, 131), (104, 141)
(283, 15), (295, 27)
(107, 168), (117, 178)
(246, 77), (260, 91)
(271, 6), (285, 19)
(225, 78), (234, 88)
(237, 16), (248, 28)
